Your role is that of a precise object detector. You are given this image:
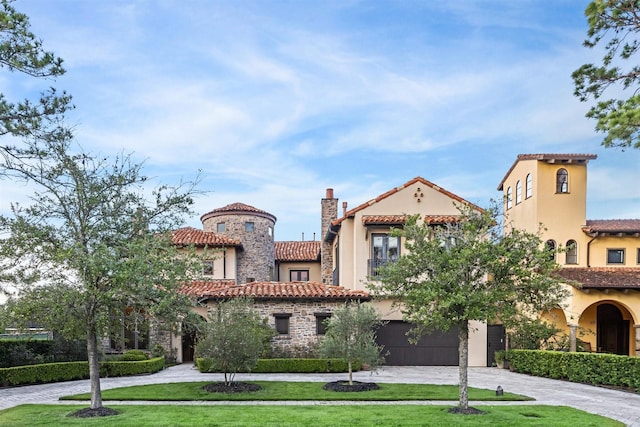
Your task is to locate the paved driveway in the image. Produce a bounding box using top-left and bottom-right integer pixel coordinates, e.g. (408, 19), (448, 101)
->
(1, 364), (638, 426)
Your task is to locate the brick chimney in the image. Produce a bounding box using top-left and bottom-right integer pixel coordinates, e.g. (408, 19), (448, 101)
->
(321, 188), (338, 285)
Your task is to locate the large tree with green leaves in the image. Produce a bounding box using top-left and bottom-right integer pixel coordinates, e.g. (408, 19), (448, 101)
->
(319, 302), (386, 386)
(0, 0), (72, 155)
(573, 0), (640, 149)
(0, 136), (202, 415)
(372, 203), (566, 414)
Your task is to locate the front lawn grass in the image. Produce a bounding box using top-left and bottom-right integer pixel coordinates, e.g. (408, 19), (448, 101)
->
(0, 404), (623, 426)
(60, 381), (530, 401)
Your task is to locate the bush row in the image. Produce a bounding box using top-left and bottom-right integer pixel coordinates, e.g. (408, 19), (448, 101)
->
(196, 358), (359, 374)
(506, 349), (640, 390)
(0, 356), (165, 387)
(0, 337), (87, 367)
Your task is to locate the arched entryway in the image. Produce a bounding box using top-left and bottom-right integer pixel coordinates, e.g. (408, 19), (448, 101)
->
(181, 313), (206, 363)
(597, 303), (630, 355)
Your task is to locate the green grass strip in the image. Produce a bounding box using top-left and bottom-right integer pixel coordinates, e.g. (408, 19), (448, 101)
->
(0, 404), (623, 426)
(60, 381), (530, 401)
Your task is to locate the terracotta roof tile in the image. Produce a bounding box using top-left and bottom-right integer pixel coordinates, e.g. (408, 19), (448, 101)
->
(332, 177), (483, 227)
(179, 280), (237, 296)
(172, 227), (242, 247)
(497, 153), (597, 190)
(200, 203), (276, 222)
(582, 219), (640, 234)
(184, 281), (370, 300)
(424, 215), (460, 225)
(554, 268), (640, 290)
(362, 215), (407, 225)
(275, 241), (321, 262)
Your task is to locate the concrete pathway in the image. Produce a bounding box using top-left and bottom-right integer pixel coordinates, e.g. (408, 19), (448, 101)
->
(1, 364), (638, 426)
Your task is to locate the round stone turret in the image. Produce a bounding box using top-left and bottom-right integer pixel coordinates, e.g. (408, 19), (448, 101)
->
(201, 203), (276, 284)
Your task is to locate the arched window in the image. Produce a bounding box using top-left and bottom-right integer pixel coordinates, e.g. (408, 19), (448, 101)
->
(525, 173), (532, 199)
(506, 186), (512, 209)
(545, 239), (557, 261)
(556, 168), (568, 193)
(565, 239), (577, 264)
(515, 180), (522, 204)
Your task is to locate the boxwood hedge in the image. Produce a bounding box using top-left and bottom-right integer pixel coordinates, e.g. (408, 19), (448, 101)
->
(196, 357), (359, 373)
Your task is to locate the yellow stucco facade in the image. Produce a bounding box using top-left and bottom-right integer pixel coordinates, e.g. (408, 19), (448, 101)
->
(499, 154), (640, 356)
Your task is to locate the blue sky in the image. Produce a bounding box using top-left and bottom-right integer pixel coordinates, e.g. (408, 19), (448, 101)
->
(3, 0), (639, 241)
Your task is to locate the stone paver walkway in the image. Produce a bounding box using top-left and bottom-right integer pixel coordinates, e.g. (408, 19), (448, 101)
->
(1, 364), (638, 426)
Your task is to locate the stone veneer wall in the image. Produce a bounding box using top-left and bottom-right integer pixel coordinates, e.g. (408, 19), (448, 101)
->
(321, 190), (338, 285)
(205, 299), (346, 357)
(202, 213), (275, 284)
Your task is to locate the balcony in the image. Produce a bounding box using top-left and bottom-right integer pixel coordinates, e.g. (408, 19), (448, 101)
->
(368, 257), (396, 277)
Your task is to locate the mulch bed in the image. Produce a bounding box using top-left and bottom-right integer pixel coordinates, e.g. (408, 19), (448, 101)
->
(68, 407), (120, 418)
(323, 380), (380, 392)
(447, 406), (484, 415)
(202, 382), (262, 393)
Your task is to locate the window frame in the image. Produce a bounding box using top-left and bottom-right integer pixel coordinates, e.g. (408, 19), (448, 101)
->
(515, 180), (522, 205)
(216, 222), (225, 233)
(289, 269), (310, 281)
(202, 260), (214, 276)
(525, 173), (532, 199)
(506, 186), (513, 209)
(607, 248), (625, 265)
(245, 222), (254, 232)
(565, 240), (578, 265)
(370, 232), (401, 277)
(637, 248), (640, 265)
(556, 168), (569, 193)
(273, 313), (291, 335)
(545, 239), (557, 262)
(315, 313), (331, 335)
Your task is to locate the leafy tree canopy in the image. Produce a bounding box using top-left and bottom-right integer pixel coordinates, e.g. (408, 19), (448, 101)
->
(373, 203), (567, 411)
(573, 0), (640, 149)
(0, 136), (203, 411)
(0, 0), (72, 155)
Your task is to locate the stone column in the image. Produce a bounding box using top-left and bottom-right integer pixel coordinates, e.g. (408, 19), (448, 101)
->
(568, 323), (578, 352)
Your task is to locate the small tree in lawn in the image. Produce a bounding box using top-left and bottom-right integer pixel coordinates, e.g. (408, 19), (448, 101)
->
(195, 297), (275, 388)
(319, 302), (386, 386)
(372, 202), (566, 414)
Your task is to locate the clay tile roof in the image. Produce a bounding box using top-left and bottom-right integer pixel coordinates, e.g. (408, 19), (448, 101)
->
(332, 177), (482, 228)
(362, 215), (407, 225)
(179, 280), (237, 297)
(554, 268), (640, 290)
(172, 227), (242, 247)
(423, 215), (460, 225)
(582, 219), (640, 234)
(200, 203), (276, 222)
(275, 241), (321, 262)
(497, 153), (597, 190)
(189, 281), (370, 301)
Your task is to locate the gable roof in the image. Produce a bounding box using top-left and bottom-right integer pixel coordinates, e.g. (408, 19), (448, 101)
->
(582, 219), (640, 235)
(275, 241), (321, 262)
(200, 202), (276, 223)
(182, 280), (370, 301)
(554, 268), (640, 290)
(497, 153), (597, 191)
(172, 227), (242, 247)
(333, 177), (481, 227)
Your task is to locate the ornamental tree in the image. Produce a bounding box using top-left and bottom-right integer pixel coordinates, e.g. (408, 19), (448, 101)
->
(572, 0), (640, 149)
(372, 203), (566, 414)
(0, 136), (202, 415)
(195, 297), (275, 386)
(319, 302), (386, 385)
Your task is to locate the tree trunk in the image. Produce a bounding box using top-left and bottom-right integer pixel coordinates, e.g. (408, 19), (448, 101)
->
(87, 327), (103, 409)
(348, 360), (353, 385)
(457, 320), (469, 410)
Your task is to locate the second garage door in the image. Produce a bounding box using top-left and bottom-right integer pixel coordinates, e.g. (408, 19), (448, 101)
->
(376, 321), (459, 366)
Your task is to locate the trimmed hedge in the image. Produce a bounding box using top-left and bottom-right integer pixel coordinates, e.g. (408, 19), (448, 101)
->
(196, 357), (359, 374)
(506, 349), (640, 390)
(0, 356), (165, 387)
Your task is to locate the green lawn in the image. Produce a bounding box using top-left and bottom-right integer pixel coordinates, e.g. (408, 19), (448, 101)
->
(0, 404), (623, 426)
(60, 381), (531, 401)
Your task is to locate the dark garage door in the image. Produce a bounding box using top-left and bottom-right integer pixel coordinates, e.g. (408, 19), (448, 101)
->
(376, 321), (459, 366)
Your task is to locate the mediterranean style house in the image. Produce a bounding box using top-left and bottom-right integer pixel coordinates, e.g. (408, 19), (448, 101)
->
(164, 178), (492, 366)
(498, 154), (640, 356)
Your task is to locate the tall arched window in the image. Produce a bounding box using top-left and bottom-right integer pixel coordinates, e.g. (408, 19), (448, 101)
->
(506, 186), (513, 209)
(565, 239), (577, 264)
(515, 180), (522, 204)
(545, 239), (557, 261)
(556, 168), (568, 193)
(525, 173), (532, 199)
